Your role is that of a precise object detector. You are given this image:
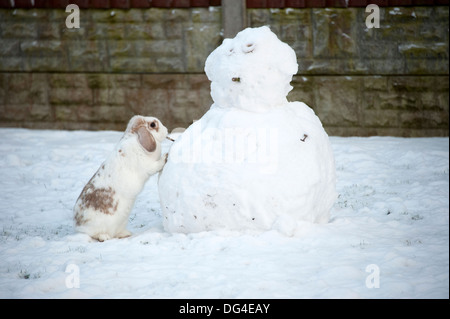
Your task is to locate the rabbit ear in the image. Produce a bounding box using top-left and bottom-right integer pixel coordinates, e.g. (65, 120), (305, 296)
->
(137, 126), (156, 152)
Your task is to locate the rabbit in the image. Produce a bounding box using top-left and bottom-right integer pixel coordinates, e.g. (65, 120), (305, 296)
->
(73, 115), (168, 242)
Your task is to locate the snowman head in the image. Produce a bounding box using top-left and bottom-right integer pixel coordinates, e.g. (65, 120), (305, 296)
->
(205, 26), (298, 112)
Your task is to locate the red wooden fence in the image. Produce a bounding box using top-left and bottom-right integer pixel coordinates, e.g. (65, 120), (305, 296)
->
(0, 0), (448, 8)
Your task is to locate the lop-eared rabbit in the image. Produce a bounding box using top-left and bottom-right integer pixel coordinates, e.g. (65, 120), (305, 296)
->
(74, 115), (168, 241)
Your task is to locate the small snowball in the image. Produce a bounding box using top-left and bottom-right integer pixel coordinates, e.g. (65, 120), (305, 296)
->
(204, 26), (298, 112)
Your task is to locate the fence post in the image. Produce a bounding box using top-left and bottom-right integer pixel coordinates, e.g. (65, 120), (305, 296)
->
(222, 0), (246, 39)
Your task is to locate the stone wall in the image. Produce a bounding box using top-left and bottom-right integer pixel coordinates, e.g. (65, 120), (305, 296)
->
(248, 6), (449, 136)
(0, 5), (448, 136)
(0, 72), (212, 130)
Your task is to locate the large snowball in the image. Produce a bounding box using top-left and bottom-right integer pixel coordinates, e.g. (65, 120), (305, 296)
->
(158, 26), (337, 235)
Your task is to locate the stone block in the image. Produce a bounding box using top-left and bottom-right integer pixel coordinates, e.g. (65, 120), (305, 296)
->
(378, 92), (419, 111)
(123, 87), (172, 125)
(399, 111), (428, 129)
(384, 7), (419, 23)
(1, 22), (38, 38)
(288, 75), (315, 106)
(191, 7), (221, 23)
(364, 58), (405, 75)
(92, 88), (126, 106)
(247, 9), (271, 26)
(405, 59), (448, 75)
(399, 43), (448, 59)
(5, 73), (33, 91)
(185, 23), (222, 72)
(48, 8), (70, 22)
(88, 105), (134, 122)
(110, 9), (144, 23)
(437, 92), (450, 114)
(76, 105), (94, 122)
(86, 74), (109, 89)
(0, 103), (30, 121)
(6, 90), (32, 105)
(141, 74), (182, 89)
(417, 24), (448, 42)
(187, 74), (211, 90)
(425, 110), (449, 128)
(55, 105), (77, 121)
(25, 56), (69, 72)
(90, 9), (144, 23)
(434, 76), (450, 92)
(311, 8), (357, 58)
(359, 40), (399, 59)
(156, 57), (185, 72)
(278, 8), (309, 21)
(0, 81), (5, 106)
(163, 8), (190, 22)
(170, 89), (209, 126)
(20, 40), (63, 55)
(107, 40), (135, 57)
(362, 109), (400, 128)
(435, 5), (449, 20)
(421, 92), (446, 112)
(67, 39), (108, 58)
(134, 39), (183, 57)
(412, 6), (434, 19)
(142, 8), (166, 22)
(49, 88), (92, 105)
(114, 74), (142, 88)
(313, 76), (362, 127)
(7, 8), (49, 20)
(29, 74), (49, 105)
(363, 76), (388, 91)
(65, 40), (109, 72)
(0, 39), (21, 56)
(30, 104), (52, 121)
(69, 56), (109, 73)
(86, 22), (126, 40)
(110, 57), (156, 72)
(49, 73), (89, 89)
(38, 22), (61, 39)
(164, 20), (185, 40)
(126, 23), (166, 40)
(389, 76), (435, 93)
(60, 27), (88, 41)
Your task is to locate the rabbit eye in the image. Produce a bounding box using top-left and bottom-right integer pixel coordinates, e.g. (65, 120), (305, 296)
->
(150, 122), (156, 128)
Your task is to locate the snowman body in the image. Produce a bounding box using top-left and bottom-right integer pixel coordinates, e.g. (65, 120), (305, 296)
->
(158, 27), (337, 235)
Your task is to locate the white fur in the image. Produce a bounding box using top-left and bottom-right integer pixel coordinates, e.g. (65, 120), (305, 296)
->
(73, 115), (168, 241)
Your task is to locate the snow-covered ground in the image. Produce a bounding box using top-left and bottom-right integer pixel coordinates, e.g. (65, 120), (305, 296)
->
(0, 128), (448, 299)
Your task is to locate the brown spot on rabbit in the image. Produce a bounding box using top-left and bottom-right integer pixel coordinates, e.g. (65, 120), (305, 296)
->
(77, 182), (118, 216)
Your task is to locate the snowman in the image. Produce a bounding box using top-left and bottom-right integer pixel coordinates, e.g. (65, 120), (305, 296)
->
(158, 26), (337, 235)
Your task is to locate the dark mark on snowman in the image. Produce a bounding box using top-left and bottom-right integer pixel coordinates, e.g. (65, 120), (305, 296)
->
(300, 134), (308, 142)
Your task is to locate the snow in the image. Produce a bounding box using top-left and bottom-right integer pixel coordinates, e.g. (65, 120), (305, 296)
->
(0, 128), (448, 298)
(159, 27), (337, 234)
